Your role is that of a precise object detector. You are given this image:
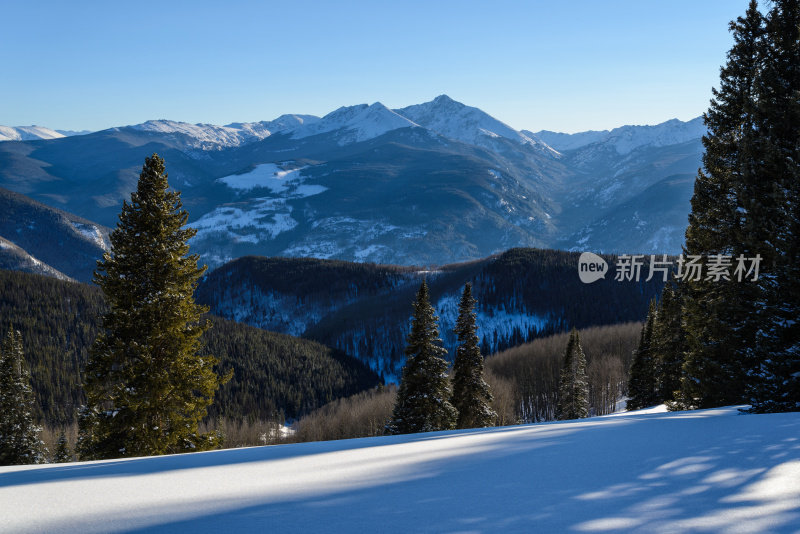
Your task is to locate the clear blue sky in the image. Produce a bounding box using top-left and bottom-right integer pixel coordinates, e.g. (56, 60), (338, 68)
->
(1, 0), (751, 133)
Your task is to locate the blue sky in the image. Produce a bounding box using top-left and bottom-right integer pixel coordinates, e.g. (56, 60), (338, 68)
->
(2, 0), (750, 133)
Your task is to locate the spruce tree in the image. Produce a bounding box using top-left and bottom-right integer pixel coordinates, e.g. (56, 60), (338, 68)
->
(451, 283), (496, 429)
(0, 327), (46, 465)
(627, 300), (660, 410)
(53, 431), (72, 463)
(681, 0), (764, 409)
(556, 328), (589, 420)
(748, 0), (800, 412)
(387, 280), (457, 434)
(651, 282), (686, 404)
(78, 154), (227, 460)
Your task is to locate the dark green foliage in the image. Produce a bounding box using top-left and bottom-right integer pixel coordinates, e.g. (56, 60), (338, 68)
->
(204, 248), (666, 378)
(388, 280), (457, 434)
(651, 282), (686, 403)
(451, 283), (496, 429)
(79, 154), (225, 459)
(556, 328), (589, 420)
(682, 0), (800, 412)
(627, 300), (660, 410)
(681, 0), (764, 410)
(0, 271), (103, 424)
(0, 328), (46, 465)
(748, 0), (800, 413)
(53, 431), (71, 463)
(203, 318), (379, 421)
(0, 269), (379, 427)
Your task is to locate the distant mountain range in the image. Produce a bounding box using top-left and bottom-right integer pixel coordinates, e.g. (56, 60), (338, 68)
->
(0, 95), (705, 274)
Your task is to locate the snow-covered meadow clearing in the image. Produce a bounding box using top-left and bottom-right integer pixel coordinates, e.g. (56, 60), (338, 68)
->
(1, 406), (798, 533)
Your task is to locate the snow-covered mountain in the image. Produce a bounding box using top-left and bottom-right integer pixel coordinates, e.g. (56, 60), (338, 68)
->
(291, 102), (420, 144)
(0, 96), (706, 267)
(0, 125), (66, 142)
(121, 115), (320, 150)
(396, 94), (558, 155)
(3, 406), (798, 533)
(532, 116), (706, 154)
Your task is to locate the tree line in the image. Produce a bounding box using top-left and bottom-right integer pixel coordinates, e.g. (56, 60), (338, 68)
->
(0, 155), (379, 464)
(627, 0), (800, 414)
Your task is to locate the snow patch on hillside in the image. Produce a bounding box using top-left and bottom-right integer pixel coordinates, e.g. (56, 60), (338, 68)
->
(191, 199), (297, 243)
(69, 221), (108, 250)
(436, 294), (549, 352)
(218, 164), (310, 193)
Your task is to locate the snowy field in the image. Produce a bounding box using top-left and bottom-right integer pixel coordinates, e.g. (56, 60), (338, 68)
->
(1, 406), (799, 533)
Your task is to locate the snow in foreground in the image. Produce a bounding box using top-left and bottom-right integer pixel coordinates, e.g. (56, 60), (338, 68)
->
(1, 406), (799, 533)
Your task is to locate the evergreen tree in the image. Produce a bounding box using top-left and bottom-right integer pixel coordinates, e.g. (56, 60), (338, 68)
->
(0, 327), (46, 465)
(53, 431), (71, 463)
(387, 280), (457, 434)
(748, 0), (800, 412)
(681, 0), (765, 409)
(451, 283), (496, 429)
(78, 154), (227, 460)
(627, 300), (660, 410)
(651, 282), (686, 404)
(556, 328), (589, 420)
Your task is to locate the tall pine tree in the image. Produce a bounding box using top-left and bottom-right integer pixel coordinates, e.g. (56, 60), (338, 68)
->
(387, 280), (457, 434)
(53, 431), (72, 463)
(451, 283), (496, 429)
(650, 282), (687, 404)
(556, 328), (589, 420)
(78, 154), (227, 460)
(749, 0), (800, 412)
(681, 0), (764, 409)
(627, 300), (660, 411)
(0, 327), (46, 465)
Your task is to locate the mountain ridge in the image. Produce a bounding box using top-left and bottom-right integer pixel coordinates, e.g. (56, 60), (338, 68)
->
(0, 96), (706, 268)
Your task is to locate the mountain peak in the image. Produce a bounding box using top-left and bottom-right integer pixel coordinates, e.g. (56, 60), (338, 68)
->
(394, 96), (556, 154)
(291, 102), (418, 143)
(433, 94), (456, 104)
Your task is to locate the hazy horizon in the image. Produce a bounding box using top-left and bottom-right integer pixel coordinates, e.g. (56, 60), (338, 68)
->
(2, 1), (749, 133)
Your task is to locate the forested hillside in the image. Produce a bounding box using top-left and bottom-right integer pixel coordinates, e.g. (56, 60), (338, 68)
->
(197, 248), (665, 377)
(0, 270), (379, 426)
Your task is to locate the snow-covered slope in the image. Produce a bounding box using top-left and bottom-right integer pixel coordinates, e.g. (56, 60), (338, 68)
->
(397, 94), (557, 154)
(532, 117), (705, 154)
(291, 102), (419, 144)
(120, 115), (320, 151)
(3, 406), (798, 533)
(0, 125), (65, 142)
(527, 128), (610, 152)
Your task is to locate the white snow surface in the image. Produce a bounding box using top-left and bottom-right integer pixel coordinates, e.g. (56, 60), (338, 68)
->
(0, 125), (65, 142)
(69, 221), (108, 250)
(3, 406), (799, 533)
(217, 164), (309, 193)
